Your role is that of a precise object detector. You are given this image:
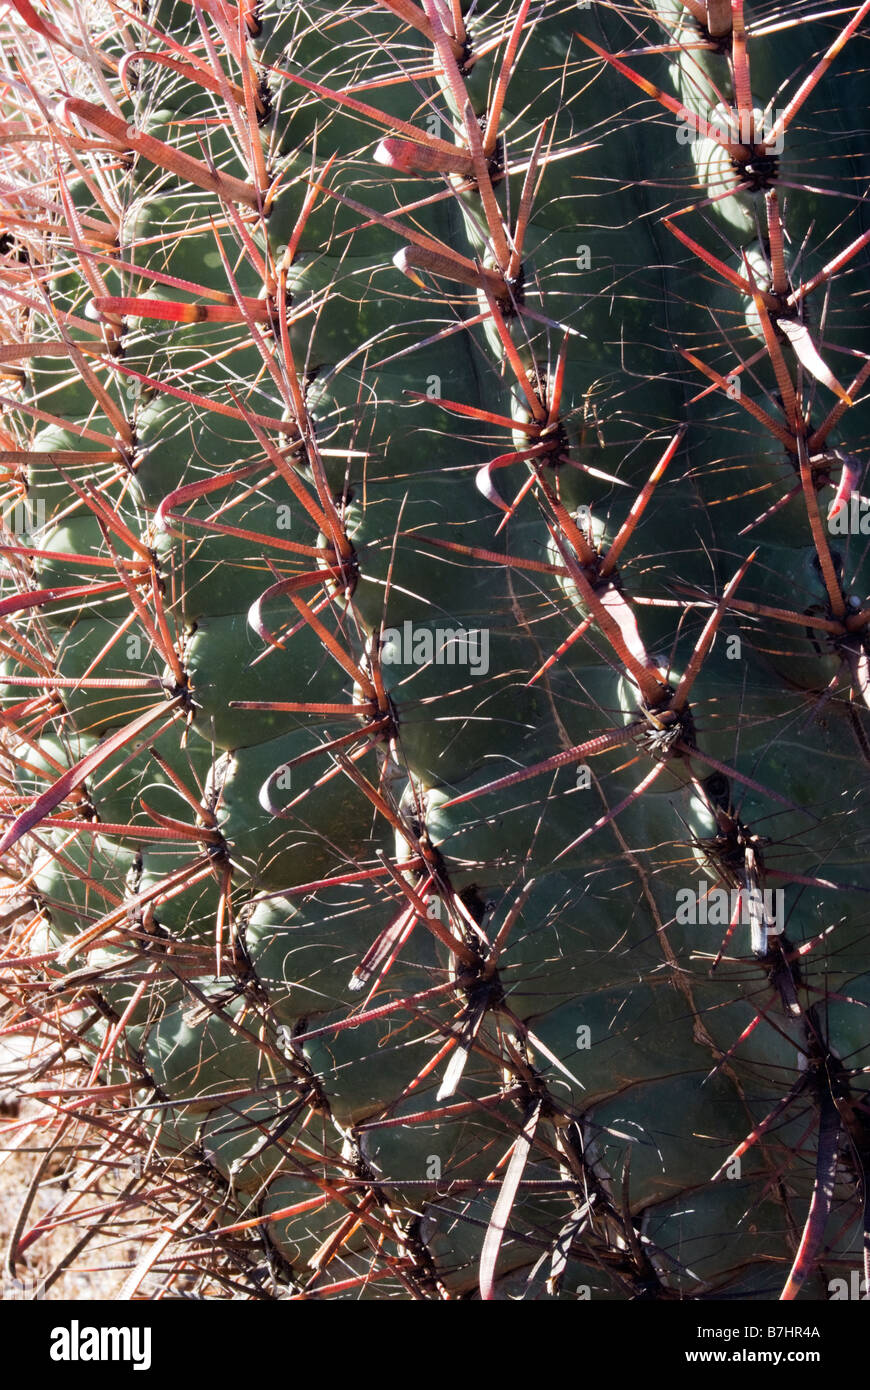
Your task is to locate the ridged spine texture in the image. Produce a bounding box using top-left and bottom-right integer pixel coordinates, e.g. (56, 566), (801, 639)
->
(1, 0), (870, 1298)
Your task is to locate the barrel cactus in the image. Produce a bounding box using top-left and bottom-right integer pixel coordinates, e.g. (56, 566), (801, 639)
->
(1, 0), (868, 1301)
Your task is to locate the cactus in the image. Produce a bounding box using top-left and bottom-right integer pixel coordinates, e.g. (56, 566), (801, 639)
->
(1, 0), (869, 1301)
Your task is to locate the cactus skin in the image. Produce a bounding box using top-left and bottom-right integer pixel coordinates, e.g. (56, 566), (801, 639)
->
(1, 0), (870, 1301)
